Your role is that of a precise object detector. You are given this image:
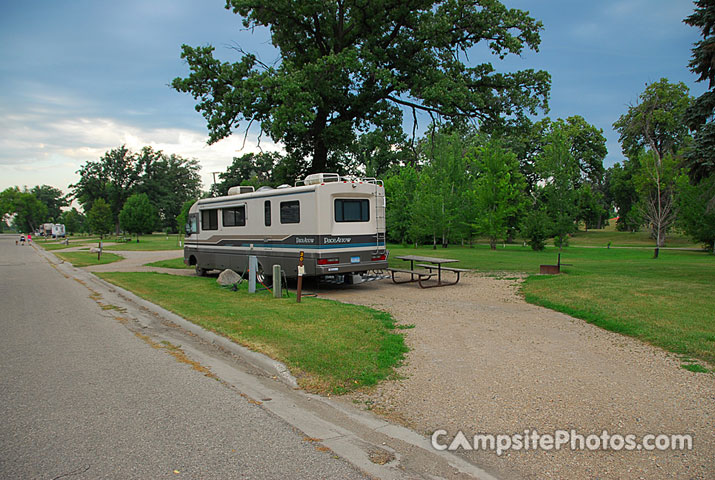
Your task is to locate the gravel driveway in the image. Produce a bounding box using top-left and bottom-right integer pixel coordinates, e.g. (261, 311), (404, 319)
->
(321, 274), (715, 480)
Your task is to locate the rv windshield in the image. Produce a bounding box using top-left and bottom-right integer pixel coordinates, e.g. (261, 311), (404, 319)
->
(186, 214), (198, 236)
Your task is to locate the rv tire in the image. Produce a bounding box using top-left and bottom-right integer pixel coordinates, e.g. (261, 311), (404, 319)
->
(195, 266), (207, 277)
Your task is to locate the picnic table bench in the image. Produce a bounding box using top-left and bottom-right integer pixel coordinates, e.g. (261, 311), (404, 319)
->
(388, 255), (465, 288)
(386, 267), (436, 287)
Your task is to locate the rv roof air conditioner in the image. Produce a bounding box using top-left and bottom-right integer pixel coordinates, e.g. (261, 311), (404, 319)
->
(303, 173), (340, 185)
(227, 185), (255, 195)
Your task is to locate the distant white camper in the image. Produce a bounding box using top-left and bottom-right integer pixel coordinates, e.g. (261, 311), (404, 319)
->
(52, 224), (66, 238)
(184, 173), (388, 283)
(41, 223), (54, 237)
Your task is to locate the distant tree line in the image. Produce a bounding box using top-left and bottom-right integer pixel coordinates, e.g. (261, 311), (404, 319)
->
(70, 145), (202, 236)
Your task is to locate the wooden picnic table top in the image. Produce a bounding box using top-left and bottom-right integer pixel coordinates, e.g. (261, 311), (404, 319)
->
(395, 255), (459, 265)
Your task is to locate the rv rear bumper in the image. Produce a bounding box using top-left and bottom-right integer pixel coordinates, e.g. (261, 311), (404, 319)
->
(315, 260), (389, 275)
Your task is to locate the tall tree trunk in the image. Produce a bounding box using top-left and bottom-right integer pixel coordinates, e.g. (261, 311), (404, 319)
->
(309, 108), (329, 173)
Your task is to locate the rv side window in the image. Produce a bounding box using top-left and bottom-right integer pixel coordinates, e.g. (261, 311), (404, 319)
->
(335, 199), (370, 222)
(280, 201), (300, 224)
(223, 206), (246, 227)
(201, 209), (218, 230)
(264, 201), (271, 226)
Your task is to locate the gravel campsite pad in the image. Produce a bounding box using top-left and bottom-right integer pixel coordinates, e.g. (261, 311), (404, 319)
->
(321, 274), (714, 480)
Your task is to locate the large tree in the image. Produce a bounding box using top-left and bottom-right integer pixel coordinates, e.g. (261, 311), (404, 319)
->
(613, 79), (693, 250)
(0, 187), (48, 234)
(135, 147), (202, 232)
(212, 152), (285, 196)
(30, 185), (68, 222)
(71, 146), (143, 234)
(684, 0), (715, 181)
(72, 146), (203, 234)
(86, 198), (113, 239)
(469, 140), (527, 249)
(119, 193), (158, 238)
(536, 129), (580, 248)
(172, 0), (550, 174)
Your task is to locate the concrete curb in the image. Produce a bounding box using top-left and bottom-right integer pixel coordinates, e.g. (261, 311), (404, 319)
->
(37, 245), (299, 388)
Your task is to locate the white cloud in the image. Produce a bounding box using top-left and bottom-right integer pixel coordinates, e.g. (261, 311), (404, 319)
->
(0, 112), (282, 194)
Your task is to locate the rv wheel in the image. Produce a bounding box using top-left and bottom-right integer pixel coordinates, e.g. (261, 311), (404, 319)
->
(195, 266), (207, 277)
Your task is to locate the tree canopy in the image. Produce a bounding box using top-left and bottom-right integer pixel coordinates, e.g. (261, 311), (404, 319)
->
(0, 187), (48, 233)
(71, 146), (202, 233)
(119, 193), (158, 237)
(172, 0), (550, 174)
(613, 78), (692, 161)
(86, 198), (113, 238)
(30, 185), (68, 222)
(684, 0), (715, 181)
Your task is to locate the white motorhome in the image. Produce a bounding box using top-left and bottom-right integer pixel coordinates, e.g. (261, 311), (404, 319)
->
(184, 173), (388, 283)
(41, 223), (54, 237)
(52, 224), (66, 238)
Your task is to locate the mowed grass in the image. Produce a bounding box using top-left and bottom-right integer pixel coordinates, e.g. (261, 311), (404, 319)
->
(144, 257), (191, 269)
(388, 243), (715, 367)
(55, 251), (123, 267)
(97, 272), (408, 394)
(567, 229), (698, 248)
(103, 234), (183, 251)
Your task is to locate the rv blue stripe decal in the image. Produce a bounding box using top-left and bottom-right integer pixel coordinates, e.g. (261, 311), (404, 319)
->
(234, 243), (385, 249)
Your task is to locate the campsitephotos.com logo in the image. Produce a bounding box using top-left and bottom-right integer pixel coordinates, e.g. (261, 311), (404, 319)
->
(431, 429), (693, 456)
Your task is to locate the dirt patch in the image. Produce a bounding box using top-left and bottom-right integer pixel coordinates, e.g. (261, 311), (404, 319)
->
(321, 274), (715, 480)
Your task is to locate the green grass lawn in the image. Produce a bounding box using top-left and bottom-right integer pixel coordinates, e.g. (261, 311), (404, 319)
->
(39, 242), (77, 251)
(144, 257), (191, 269)
(55, 251), (123, 267)
(103, 234), (184, 251)
(388, 243), (715, 368)
(567, 229), (699, 248)
(97, 272), (408, 394)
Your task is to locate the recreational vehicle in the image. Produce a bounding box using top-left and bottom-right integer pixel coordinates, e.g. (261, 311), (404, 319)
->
(41, 223), (54, 237)
(184, 173), (388, 283)
(52, 224), (66, 238)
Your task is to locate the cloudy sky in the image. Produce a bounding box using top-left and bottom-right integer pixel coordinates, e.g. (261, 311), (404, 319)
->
(0, 0), (705, 198)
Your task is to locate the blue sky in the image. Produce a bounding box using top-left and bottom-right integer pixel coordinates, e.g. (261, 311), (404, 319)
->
(0, 0), (705, 198)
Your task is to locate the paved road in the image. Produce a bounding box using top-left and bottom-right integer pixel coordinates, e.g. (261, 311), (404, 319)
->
(0, 235), (366, 479)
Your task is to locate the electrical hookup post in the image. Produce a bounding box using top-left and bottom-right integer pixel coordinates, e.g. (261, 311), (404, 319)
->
(296, 251), (304, 303)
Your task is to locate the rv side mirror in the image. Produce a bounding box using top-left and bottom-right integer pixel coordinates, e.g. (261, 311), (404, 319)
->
(185, 224), (192, 236)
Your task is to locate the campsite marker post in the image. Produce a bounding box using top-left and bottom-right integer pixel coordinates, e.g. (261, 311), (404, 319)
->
(297, 251), (304, 303)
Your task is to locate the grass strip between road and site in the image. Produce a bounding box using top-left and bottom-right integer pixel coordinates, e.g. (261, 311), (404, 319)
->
(55, 251), (123, 267)
(96, 272), (408, 394)
(144, 257), (191, 269)
(388, 243), (715, 369)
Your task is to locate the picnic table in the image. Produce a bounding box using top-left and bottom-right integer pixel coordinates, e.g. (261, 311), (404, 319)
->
(387, 255), (467, 288)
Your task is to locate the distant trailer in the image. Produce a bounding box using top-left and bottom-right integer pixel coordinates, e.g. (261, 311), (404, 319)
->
(41, 223), (54, 237)
(52, 224), (66, 238)
(184, 173), (388, 284)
